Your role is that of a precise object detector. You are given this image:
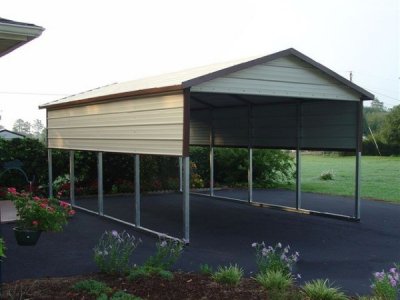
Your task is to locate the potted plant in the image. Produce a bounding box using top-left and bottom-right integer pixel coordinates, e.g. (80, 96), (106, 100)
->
(6, 187), (75, 246)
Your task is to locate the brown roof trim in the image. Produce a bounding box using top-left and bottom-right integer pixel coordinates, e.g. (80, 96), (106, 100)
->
(39, 85), (183, 110)
(182, 48), (374, 100)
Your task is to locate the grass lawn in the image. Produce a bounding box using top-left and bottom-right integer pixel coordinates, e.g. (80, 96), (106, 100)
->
(284, 155), (400, 203)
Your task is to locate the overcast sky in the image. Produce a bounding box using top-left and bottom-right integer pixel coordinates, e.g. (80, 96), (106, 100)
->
(0, 0), (399, 130)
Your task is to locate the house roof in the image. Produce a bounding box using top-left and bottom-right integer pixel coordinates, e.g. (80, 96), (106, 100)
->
(0, 17), (44, 58)
(40, 48), (374, 110)
(0, 129), (25, 138)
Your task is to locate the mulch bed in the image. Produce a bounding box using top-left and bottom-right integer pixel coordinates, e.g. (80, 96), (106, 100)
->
(1, 272), (273, 300)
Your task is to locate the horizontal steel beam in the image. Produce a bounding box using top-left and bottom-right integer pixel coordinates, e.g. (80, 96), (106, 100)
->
(72, 204), (184, 243)
(190, 192), (360, 222)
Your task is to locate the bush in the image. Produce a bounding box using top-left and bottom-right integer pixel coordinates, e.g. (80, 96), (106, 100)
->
(73, 279), (112, 296)
(256, 269), (293, 291)
(301, 279), (348, 300)
(252, 242), (300, 275)
(128, 265), (174, 281)
(144, 236), (184, 270)
(190, 147), (295, 188)
(111, 291), (142, 300)
(199, 263), (214, 275)
(94, 230), (141, 275)
(212, 264), (243, 286)
(320, 170), (335, 181)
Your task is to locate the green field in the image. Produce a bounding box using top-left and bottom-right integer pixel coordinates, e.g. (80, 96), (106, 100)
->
(285, 155), (400, 203)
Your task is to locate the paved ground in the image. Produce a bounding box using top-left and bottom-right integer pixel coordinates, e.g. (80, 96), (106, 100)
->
(1, 189), (399, 296)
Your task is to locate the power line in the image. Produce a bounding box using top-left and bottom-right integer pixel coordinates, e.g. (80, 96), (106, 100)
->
(0, 91), (69, 96)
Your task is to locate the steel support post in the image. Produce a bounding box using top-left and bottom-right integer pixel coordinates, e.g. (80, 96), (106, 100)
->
(69, 150), (75, 206)
(248, 148), (253, 202)
(210, 147), (214, 196)
(182, 156), (190, 243)
(296, 102), (302, 210)
(97, 152), (104, 216)
(48, 149), (53, 198)
(179, 157), (183, 192)
(355, 151), (361, 219)
(135, 154), (141, 226)
(296, 149), (301, 210)
(354, 100), (363, 220)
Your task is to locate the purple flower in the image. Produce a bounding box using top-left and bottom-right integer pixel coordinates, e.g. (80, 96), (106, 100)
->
(160, 241), (167, 248)
(277, 243), (282, 248)
(251, 242), (257, 248)
(389, 267), (397, 274)
(111, 230), (118, 237)
(297, 273), (301, 279)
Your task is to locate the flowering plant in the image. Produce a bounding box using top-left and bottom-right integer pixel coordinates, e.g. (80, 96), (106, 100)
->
(144, 235), (184, 270)
(94, 230), (141, 274)
(6, 187), (75, 232)
(0, 238), (6, 260)
(252, 241), (300, 275)
(371, 264), (399, 299)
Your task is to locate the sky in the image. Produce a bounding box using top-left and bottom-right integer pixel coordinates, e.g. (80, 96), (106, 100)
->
(0, 0), (399, 130)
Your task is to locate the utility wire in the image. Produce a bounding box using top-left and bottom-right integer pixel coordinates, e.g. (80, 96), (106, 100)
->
(0, 91), (69, 96)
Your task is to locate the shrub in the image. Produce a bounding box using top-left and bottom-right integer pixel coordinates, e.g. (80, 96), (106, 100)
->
(199, 263), (213, 275)
(320, 170), (335, 181)
(94, 230), (141, 275)
(252, 242), (300, 275)
(256, 269), (293, 291)
(190, 147), (295, 188)
(73, 279), (112, 297)
(212, 264), (243, 286)
(111, 290), (142, 300)
(144, 236), (184, 270)
(301, 279), (348, 300)
(371, 264), (399, 300)
(0, 238), (6, 260)
(128, 265), (173, 281)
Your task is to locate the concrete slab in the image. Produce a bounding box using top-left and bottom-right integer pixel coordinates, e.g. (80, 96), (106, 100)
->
(0, 200), (17, 223)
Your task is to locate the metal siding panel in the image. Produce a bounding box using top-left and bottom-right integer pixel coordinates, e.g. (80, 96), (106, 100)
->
(47, 94), (183, 119)
(301, 101), (357, 149)
(48, 108), (183, 128)
(191, 55), (360, 101)
(190, 110), (210, 145)
(212, 107), (248, 147)
(252, 104), (297, 148)
(48, 138), (182, 156)
(47, 92), (184, 156)
(192, 77), (359, 100)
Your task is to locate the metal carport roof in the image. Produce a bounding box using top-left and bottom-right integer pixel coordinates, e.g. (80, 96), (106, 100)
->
(40, 48), (374, 242)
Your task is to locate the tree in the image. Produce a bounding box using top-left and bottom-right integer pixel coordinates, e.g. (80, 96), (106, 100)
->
(363, 98), (388, 136)
(381, 105), (400, 146)
(32, 119), (45, 139)
(13, 119), (32, 136)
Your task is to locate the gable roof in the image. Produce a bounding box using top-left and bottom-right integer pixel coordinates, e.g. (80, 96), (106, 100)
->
(40, 48), (374, 110)
(0, 129), (25, 138)
(0, 17), (44, 58)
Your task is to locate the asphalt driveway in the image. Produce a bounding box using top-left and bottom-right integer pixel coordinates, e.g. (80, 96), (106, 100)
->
(1, 189), (399, 296)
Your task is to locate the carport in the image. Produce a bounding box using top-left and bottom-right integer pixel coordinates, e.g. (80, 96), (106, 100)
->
(39, 48), (374, 242)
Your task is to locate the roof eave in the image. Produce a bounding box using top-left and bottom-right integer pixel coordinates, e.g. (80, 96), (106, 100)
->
(39, 84), (184, 110)
(0, 21), (45, 58)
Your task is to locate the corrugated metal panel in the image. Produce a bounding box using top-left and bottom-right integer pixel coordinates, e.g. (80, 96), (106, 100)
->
(213, 107), (248, 146)
(191, 56), (360, 101)
(190, 110), (210, 145)
(301, 101), (357, 149)
(48, 139), (182, 156)
(252, 103), (297, 148)
(47, 92), (184, 156)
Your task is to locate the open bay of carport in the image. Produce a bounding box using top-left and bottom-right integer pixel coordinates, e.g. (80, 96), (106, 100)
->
(2, 190), (399, 296)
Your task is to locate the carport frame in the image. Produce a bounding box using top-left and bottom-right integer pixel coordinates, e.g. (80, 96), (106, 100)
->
(42, 48), (373, 243)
